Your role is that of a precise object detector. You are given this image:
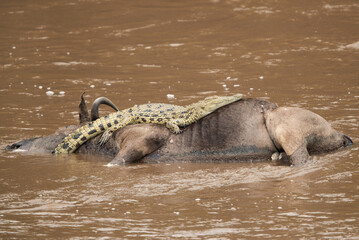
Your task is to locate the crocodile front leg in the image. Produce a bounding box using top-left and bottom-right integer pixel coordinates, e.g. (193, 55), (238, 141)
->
(98, 115), (134, 145)
(165, 118), (186, 134)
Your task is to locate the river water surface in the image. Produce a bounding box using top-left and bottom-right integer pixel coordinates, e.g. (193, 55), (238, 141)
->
(0, 0), (359, 239)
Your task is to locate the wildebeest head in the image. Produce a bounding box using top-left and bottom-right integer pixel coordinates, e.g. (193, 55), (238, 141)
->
(6, 137), (41, 152)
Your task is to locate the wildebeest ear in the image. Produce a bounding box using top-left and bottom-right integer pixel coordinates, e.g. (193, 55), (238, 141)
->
(79, 92), (90, 125)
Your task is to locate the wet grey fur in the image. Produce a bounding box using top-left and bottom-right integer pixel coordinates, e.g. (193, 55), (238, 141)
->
(6, 97), (353, 167)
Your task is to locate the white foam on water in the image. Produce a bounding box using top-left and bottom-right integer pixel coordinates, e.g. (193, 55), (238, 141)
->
(199, 69), (220, 74)
(12, 149), (27, 153)
(105, 163), (118, 167)
(346, 41), (359, 49)
(136, 64), (161, 68)
(169, 43), (184, 47)
(53, 61), (96, 66)
(46, 91), (54, 96)
(167, 94), (175, 99)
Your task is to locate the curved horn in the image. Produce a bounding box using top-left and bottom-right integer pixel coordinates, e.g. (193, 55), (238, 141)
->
(91, 97), (119, 121)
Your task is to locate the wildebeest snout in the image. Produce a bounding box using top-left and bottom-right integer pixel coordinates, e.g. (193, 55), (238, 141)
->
(5, 137), (40, 151)
(6, 142), (22, 151)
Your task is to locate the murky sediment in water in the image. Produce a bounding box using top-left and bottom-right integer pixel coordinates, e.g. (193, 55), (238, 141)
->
(0, 0), (358, 238)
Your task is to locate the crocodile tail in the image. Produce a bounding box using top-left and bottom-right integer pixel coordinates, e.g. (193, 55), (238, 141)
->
(54, 115), (113, 154)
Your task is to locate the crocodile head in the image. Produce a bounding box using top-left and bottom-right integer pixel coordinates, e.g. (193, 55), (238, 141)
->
(192, 93), (243, 116)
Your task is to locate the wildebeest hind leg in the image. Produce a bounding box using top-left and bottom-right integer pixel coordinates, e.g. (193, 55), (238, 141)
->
(289, 142), (310, 167)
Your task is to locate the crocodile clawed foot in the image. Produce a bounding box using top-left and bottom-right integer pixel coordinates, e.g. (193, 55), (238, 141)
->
(98, 134), (110, 146)
(168, 127), (182, 134)
(176, 129), (183, 134)
(97, 129), (114, 146)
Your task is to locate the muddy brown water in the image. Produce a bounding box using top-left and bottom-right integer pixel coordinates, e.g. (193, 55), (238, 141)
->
(1, 0), (359, 239)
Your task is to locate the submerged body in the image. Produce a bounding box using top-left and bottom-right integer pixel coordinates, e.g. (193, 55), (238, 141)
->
(8, 96), (351, 167)
(54, 94), (242, 154)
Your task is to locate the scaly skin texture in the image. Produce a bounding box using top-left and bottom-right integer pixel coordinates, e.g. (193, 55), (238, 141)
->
(54, 94), (242, 154)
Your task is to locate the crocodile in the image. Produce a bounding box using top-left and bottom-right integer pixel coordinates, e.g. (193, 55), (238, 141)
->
(54, 94), (243, 154)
